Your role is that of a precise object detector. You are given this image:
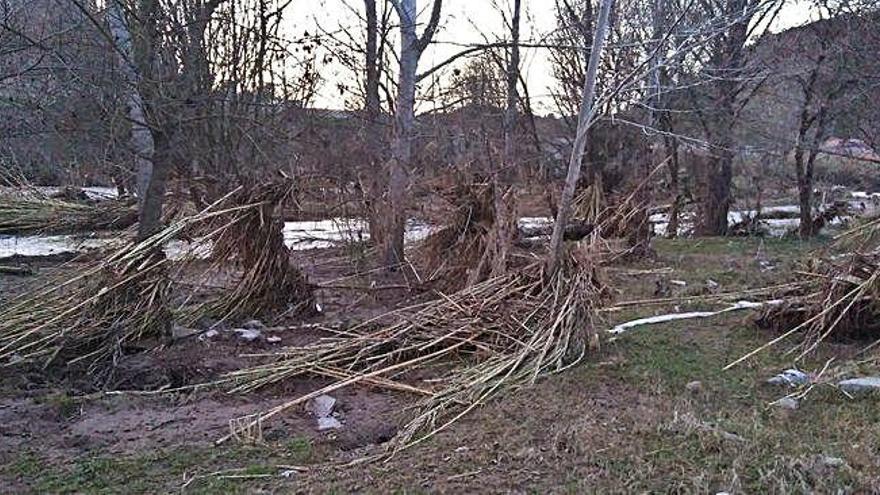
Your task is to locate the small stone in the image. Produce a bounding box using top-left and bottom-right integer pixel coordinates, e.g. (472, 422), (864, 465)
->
(685, 381), (703, 393)
(242, 319), (266, 330)
(279, 469), (297, 478)
(233, 328), (261, 341)
(199, 329), (220, 341)
(772, 397), (798, 410)
(767, 369), (811, 387)
(819, 455), (845, 468)
(317, 416), (342, 430)
(838, 377), (880, 395)
(266, 336), (282, 343)
(310, 394), (336, 418)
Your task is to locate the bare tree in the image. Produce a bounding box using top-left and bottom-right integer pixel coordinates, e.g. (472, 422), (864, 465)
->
(548, 0), (614, 276)
(690, 0), (780, 236)
(787, 4), (866, 238)
(381, 0), (442, 267)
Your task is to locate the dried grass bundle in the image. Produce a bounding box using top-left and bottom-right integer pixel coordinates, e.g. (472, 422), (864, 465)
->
(571, 162), (664, 242)
(182, 179), (314, 323)
(219, 248), (609, 450)
(730, 218), (880, 368)
(416, 181), (498, 289)
(0, 179), (313, 376)
(0, 195), (137, 235)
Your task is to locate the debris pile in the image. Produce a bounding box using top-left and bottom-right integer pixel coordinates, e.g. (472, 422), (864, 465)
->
(0, 178), (312, 379)
(221, 249), (609, 450)
(0, 194), (137, 235)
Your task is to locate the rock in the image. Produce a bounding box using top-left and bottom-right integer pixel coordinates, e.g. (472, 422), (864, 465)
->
(838, 377), (880, 395)
(279, 469), (297, 478)
(233, 328), (261, 341)
(242, 319), (266, 330)
(310, 394), (336, 418)
(685, 381), (703, 393)
(819, 455), (845, 468)
(200, 329), (220, 340)
(266, 336), (282, 343)
(767, 369), (811, 387)
(772, 397), (798, 410)
(317, 416), (342, 431)
(705, 279), (720, 293)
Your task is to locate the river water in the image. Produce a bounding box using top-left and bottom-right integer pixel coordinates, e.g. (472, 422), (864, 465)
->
(2, 191), (878, 260)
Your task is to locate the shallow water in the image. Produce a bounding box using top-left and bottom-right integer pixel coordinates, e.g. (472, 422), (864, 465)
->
(0, 218), (435, 260)
(2, 190), (878, 260)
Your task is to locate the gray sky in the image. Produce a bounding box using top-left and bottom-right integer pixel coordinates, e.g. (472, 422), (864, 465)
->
(288, 1), (816, 113)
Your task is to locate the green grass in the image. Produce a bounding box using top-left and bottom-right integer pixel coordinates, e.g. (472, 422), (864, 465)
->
(573, 308), (880, 493)
(4, 444), (301, 494)
(654, 236), (825, 258)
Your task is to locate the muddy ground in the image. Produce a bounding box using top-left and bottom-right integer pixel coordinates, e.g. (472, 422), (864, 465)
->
(1, 237), (879, 493)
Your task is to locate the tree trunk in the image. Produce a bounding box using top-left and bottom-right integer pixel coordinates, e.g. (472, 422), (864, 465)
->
(664, 131), (681, 238)
(137, 131), (172, 240)
(383, 0), (418, 266)
(107, 0), (154, 205)
(363, 0), (385, 247)
(501, 0), (521, 172)
(490, 0), (521, 277)
(547, 0), (614, 276)
(698, 146), (733, 236)
(382, 0), (442, 268)
(796, 158), (813, 238)
(694, 0), (756, 236)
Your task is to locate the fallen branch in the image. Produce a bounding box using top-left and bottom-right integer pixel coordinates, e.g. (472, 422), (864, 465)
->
(0, 264), (33, 276)
(608, 300), (781, 336)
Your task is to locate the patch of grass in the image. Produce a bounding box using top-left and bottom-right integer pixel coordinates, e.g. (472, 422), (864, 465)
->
(8, 444), (286, 494)
(283, 436), (313, 463)
(654, 237), (823, 258)
(42, 392), (81, 420)
(579, 306), (880, 493)
(34, 456), (149, 493)
(4, 450), (45, 479)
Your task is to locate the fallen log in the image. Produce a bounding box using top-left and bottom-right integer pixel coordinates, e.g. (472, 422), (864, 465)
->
(0, 264), (33, 276)
(518, 220), (594, 241)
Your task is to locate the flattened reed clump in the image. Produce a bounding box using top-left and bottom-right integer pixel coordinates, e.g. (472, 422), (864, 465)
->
(0, 178), (313, 378)
(183, 179), (314, 324)
(220, 248), (609, 451)
(0, 228), (175, 377)
(0, 194), (137, 235)
(731, 216), (880, 368)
